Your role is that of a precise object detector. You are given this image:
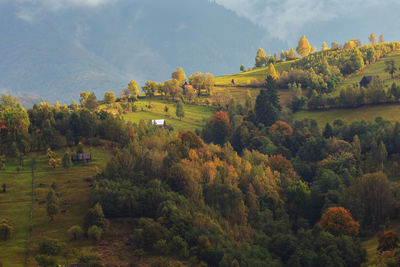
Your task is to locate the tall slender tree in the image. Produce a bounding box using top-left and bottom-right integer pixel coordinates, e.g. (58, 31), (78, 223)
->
(369, 33), (377, 45)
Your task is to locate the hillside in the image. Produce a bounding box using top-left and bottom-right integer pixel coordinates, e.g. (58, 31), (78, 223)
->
(0, 0), (286, 104)
(121, 99), (215, 131)
(0, 147), (111, 266)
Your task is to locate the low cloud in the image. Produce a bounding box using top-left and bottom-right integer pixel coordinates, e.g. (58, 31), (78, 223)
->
(2, 0), (120, 22)
(211, 0), (396, 44)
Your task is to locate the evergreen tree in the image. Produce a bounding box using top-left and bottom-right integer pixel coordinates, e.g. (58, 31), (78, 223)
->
(323, 123), (333, 138)
(240, 64), (245, 72)
(84, 203), (108, 231)
(175, 101), (185, 121)
(62, 152), (72, 170)
(385, 60), (397, 79)
(255, 76), (281, 127)
(296, 35), (311, 57)
(46, 189), (59, 221)
(378, 141), (388, 171)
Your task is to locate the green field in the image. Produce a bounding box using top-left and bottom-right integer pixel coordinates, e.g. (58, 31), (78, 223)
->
(122, 98), (215, 131)
(293, 104), (400, 127)
(214, 60), (295, 86)
(335, 50), (400, 93)
(0, 147), (111, 267)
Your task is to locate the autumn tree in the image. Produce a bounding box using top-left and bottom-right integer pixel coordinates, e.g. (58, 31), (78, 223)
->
(287, 48), (296, 60)
(171, 67), (187, 86)
(385, 59), (397, 79)
(255, 48), (267, 67)
(46, 189), (59, 221)
(189, 72), (215, 95)
(203, 111), (231, 145)
(379, 34), (385, 43)
(122, 80), (140, 101)
(255, 76), (281, 127)
(79, 91), (90, 107)
(280, 50), (285, 60)
(377, 231), (399, 252)
(164, 79), (181, 100)
(319, 207), (359, 238)
(244, 90), (252, 111)
(296, 35), (311, 57)
(322, 42), (329, 51)
(331, 41), (339, 50)
(266, 63), (279, 80)
(104, 92), (115, 104)
(369, 33), (377, 45)
(142, 81), (158, 105)
(175, 101), (184, 121)
(343, 41), (356, 50)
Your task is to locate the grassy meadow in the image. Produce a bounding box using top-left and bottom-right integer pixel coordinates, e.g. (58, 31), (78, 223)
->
(214, 60), (294, 86)
(336, 50), (400, 93)
(0, 147), (111, 267)
(293, 104), (400, 127)
(122, 98), (215, 132)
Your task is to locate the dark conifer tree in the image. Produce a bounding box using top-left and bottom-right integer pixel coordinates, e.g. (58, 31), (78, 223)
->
(255, 76), (281, 127)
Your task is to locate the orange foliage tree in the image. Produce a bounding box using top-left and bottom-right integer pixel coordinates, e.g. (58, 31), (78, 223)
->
(318, 207), (360, 238)
(268, 120), (293, 137)
(377, 231), (400, 252)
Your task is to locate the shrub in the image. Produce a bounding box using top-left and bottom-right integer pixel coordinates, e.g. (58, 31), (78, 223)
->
(88, 225), (103, 242)
(153, 239), (169, 255)
(0, 218), (13, 241)
(38, 238), (63, 256)
(35, 255), (58, 267)
(68, 225), (84, 240)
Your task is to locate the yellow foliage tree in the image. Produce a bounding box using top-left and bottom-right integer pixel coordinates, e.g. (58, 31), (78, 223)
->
(255, 48), (267, 67)
(171, 67), (187, 86)
(369, 33), (377, 45)
(266, 63), (279, 80)
(296, 35), (311, 57)
(322, 42), (328, 51)
(343, 41), (356, 50)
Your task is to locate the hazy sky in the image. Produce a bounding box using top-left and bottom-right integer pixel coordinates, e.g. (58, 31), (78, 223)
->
(211, 0), (400, 44)
(7, 0), (400, 45)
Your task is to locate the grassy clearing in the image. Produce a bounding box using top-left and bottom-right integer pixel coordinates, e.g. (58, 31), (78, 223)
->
(215, 60), (295, 86)
(361, 219), (400, 262)
(335, 50), (400, 94)
(123, 98), (215, 132)
(0, 158), (33, 267)
(0, 147), (111, 267)
(293, 104), (400, 127)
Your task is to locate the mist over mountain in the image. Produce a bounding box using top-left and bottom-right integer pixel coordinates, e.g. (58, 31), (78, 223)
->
(0, 0), (283, 103)
(1, 0), (400, 104)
